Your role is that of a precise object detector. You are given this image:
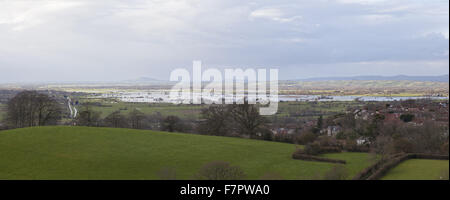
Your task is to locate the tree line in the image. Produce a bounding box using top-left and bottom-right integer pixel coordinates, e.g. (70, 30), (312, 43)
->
(4, 91), (61, 128)
(1, 91), (270, 139)
(74, 101), (270, 138)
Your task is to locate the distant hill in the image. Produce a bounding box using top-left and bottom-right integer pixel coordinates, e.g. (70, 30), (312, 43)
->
(294, 75), (449, 82)
(122, 77), (170, 84)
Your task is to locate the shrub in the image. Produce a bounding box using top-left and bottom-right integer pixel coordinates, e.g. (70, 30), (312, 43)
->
(335, 131), (346, 140)
(317, 136), (338, 147)
(399, 114), (414, 123)
(304, 142), (341, 155)
(292, 149), (346, 164)
(320, 146), (342, 153)
(304, 142), (321, 155)
(162, 116), (184, 132)
(274, 133), (295, 143)
(323, 165), (349, 180)
(195, 161), (246, 180)
(344, 140), (358, 151)
(261, 129), (273, 141)
(393, 138), (414, 153)
(343, 140), (369, 152)
(296, 132), (317, 145)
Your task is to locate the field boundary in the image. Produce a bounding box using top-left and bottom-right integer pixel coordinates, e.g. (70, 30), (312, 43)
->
(353, 153), (449, 180)
(292, 151), (347, 164)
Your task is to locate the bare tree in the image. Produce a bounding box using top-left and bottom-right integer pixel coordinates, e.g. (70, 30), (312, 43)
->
(372, 135), (394, 159)
(162, 115), (184, 132)
(198, 105), (231, 136)
(75, 103), (101, 126)
(128, 109), (146, 129)
(229, 102), (268, 137)
(104, 110), (128, 128)
(6, 91), (61, 128)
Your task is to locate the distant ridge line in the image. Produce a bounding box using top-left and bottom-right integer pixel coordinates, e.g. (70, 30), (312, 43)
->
(291, 74), (449, 82)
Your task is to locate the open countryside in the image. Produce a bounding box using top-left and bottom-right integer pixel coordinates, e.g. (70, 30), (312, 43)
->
(0, 0), (448, 183)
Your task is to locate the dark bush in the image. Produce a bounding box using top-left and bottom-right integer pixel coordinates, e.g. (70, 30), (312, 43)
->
(344, 140), (370, 152)
(399, 114), (414, 123)
(162, 116), (184, 132)
(261, 129), (273, 141)
(296, 132), (317, 145)
(274, 133), (295, 144)
(335, 131), (346, 140)
(304, 142), (321, 155)
(393, 138), (414, 153)
(317, 136), (339, 147)
(319, 146), (342, 154)
(304, 142), (342, 155)
(292, 149), (346, 164)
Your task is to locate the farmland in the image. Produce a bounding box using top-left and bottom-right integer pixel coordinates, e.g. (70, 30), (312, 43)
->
(381, 159), (449, 180)
(0, 126), (375, 180)
(72, 99), (364, 121)
(0, 103), (5, 122)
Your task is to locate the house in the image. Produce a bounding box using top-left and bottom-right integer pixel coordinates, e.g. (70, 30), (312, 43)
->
(327, 126), (342, 137)
(354, 109), (370, 120)
(271, 127), (296, 135)
(356, 137), (370, 146)
(384, 113), (401, 123)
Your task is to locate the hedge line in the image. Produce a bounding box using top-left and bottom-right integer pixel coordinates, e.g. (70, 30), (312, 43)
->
(366, 154), (411, 180)
(353, 153), (449, 180)
(319, 146), (342, 154)
(292, 150), (347, 164)
(413, 153), (449, 160)
(352, 153), (405, 180)
(345, 146), (370, 153)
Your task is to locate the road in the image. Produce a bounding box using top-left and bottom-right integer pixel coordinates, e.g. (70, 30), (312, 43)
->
(67, 97), (77, 118)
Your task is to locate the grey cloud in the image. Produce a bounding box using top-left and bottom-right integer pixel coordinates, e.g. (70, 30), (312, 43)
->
(0, 0), (448, 82)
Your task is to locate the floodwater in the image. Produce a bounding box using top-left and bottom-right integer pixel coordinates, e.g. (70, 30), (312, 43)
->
(99, 91), (448, 103)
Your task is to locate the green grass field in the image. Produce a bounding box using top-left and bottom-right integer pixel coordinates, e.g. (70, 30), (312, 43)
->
(0, 103), (5, 122)
(74, 99), (360, 121)
(0, 126), (374, 180)
(381, 159), (449, 180)
(75, 100), (207, 120)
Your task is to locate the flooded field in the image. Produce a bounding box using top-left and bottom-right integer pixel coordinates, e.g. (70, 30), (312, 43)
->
(97, 91), (448, 103)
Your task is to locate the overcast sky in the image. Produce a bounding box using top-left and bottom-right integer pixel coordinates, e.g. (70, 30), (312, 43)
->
(0, 0), (448, 82)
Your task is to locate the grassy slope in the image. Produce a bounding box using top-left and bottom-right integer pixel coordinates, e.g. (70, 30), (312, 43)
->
(0, 126), (373, 180)
(381, 159), (449, 180)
